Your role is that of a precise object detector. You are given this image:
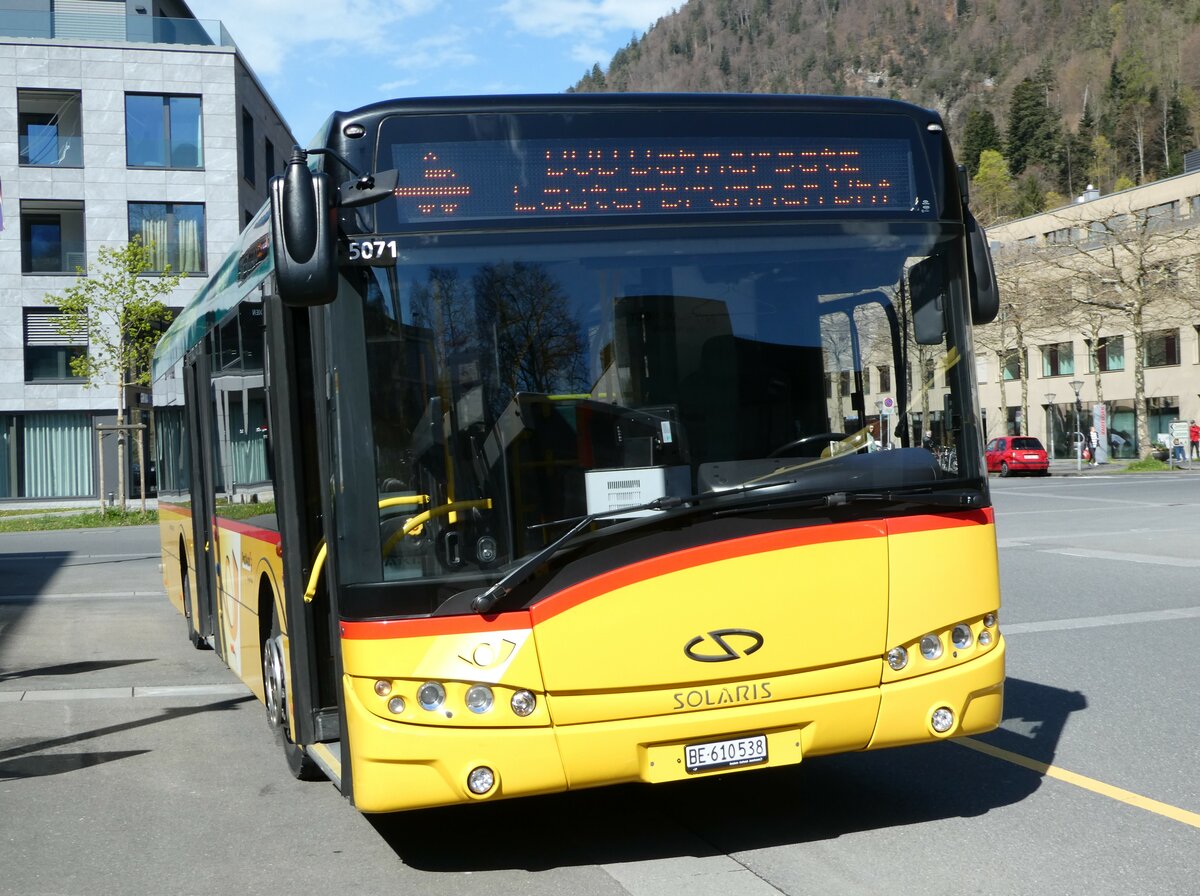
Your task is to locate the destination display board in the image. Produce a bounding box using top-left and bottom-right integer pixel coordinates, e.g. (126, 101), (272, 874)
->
(379, 133), (924, 226)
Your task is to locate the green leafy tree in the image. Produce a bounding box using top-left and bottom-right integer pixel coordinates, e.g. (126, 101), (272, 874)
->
(972, 149), (1017, 225)
(960, 105), (1003, 176)
(1014, 174), (1047, 218)
(45, 237), (180, 509)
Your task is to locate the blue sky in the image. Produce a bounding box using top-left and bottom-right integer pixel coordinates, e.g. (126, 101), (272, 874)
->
(189, 1), (680, 145)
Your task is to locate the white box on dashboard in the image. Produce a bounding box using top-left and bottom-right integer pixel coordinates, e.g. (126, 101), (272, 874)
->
(584, 466), (691, 518)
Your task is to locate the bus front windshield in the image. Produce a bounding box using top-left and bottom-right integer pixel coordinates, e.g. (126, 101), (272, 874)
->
(354, 221), (981, 581)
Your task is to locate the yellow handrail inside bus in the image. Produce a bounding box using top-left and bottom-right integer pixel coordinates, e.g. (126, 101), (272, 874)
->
(303, 496), (492, 603)
(381, 498), (493, 557)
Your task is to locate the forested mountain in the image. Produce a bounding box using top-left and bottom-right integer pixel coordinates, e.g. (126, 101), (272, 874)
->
(571, 0), (1200, 220)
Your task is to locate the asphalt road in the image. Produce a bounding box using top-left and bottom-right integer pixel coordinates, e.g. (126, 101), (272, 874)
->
(1, 475), (1198, 896)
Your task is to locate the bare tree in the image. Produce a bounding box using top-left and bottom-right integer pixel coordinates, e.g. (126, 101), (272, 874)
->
(974, 260), (1069, 438)
(1033, 208), (1200, 454)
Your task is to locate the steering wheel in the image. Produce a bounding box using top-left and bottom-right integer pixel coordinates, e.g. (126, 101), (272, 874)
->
(767, 432), (847, 458)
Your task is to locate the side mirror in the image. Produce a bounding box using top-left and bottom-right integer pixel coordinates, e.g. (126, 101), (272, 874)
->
(908, 253), (946, 345)
(269, 149), (337, 307)
(965, 209), (1000, 324)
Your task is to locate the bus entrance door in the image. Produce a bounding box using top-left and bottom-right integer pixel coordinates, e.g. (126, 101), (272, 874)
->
(182, 345), (220, 655)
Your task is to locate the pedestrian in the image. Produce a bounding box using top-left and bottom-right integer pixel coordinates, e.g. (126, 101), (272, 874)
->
(1088, 426), (1100, 466)
(1189, 420), (1199, 461)
(922, 429), (935, 452)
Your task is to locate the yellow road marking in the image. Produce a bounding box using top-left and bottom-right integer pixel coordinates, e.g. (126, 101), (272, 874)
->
(956, 737), (1200, 829)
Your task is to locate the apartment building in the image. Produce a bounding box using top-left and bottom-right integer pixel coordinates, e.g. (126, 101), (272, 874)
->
(980, 170), (1200, 460)
(0, 0), (293, 501)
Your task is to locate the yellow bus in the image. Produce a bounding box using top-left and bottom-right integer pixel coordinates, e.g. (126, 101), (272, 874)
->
(152, 94), (1005, 812)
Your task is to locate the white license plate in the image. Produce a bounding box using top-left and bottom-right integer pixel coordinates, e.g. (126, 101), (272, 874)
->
(1023, 453), (1039, 460)
(684, 734), (768, 774)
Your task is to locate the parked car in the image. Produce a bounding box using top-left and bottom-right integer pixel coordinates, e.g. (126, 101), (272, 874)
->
(985, 436), (1050, 476)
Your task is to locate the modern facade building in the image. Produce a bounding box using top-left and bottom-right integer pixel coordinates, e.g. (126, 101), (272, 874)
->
(980, 171), (1200, 460)
(0, 0), (293, 502)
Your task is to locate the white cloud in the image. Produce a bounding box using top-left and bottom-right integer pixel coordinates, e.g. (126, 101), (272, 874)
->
(391, 28), (479, 73)
(190, 0), (436, 75)
(498, 0), (677, 40)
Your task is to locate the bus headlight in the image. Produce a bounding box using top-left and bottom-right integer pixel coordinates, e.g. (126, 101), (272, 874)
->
(951, 624), (973, 650)
(510, 689), (536, 717)
(417, 681), (446, 711)
(387, 696), (406, 715)
(467, 766), (495, 794)
(931, 706), (955, 733)
(919, 634), (943, 661)
(465, 684), (494, 714)
(887, 646), (908, 671)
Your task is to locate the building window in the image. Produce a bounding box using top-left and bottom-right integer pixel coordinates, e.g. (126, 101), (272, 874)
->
(877, 365), (891, 393)
(1088, 336), (1125, 372)
(265, 137), (276, 179)
(0, 412), (94, 498)
(1144, 329), (1180, 367)
(242, 109), (255, 185)
(1147, 396), (1180, 445)
(24, 308), (87, 382)
(129, 202), (206, 273)
(921, 357), (937, 389)
(1001, 349), (1023, 381)
(1145, 201), (1179, 230)
(18, 88), (83, 167)
(20, 200), (86, 274)
(1041, 341), (1075, 377)
(1006, 406), (1022, 436)
(824, 370), (852, 400)
(126, 94), (203, 168)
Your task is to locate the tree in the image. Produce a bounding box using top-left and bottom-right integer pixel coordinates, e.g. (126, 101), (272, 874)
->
(971, 149), (1017, 225)
(1006, 71), (1063, 180)
(976, 263), (1070, 440)
(1034, 207), (1200, 455)
(960, 105), (1003, 177)
(46, 237), (181, 510)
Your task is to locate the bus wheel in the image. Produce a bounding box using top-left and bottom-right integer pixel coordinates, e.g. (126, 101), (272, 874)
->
(263, 615), (323, 781)
(181, 563), (208, 650)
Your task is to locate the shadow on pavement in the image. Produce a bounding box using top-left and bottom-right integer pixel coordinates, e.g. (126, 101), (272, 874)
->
(370, 676), (1085, 871)
(0, 658), (155, 683)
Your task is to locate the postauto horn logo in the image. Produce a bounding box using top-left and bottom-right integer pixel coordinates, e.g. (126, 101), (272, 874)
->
(683, 629), (764, 663)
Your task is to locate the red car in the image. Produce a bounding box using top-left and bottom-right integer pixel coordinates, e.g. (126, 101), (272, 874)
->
(986, 436), (1050, 476)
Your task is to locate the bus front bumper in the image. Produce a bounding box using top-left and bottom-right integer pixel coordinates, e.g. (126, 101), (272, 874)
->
(343, 638), (1004, 813)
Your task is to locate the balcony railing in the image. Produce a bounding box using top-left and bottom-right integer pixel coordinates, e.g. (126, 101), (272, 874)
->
(1, 10), (234, 48)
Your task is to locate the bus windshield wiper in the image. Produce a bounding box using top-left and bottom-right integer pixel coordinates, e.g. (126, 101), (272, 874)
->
(469, 479), (793, 615)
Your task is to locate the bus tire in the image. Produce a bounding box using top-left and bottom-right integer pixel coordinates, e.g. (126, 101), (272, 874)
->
(181, 560), (208, 650)
(263, 612), (324, 781)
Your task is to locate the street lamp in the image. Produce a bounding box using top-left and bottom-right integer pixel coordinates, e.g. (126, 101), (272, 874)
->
(1069, 379), (1084, 471)
(1044, 393), (1056, 459)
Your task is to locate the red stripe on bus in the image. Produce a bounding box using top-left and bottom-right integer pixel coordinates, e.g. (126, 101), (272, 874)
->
(214, 516), (282, 545)
(884, 506), (994, 535)
(528, 520), (885, 625)
(338, 509), (994, 641)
